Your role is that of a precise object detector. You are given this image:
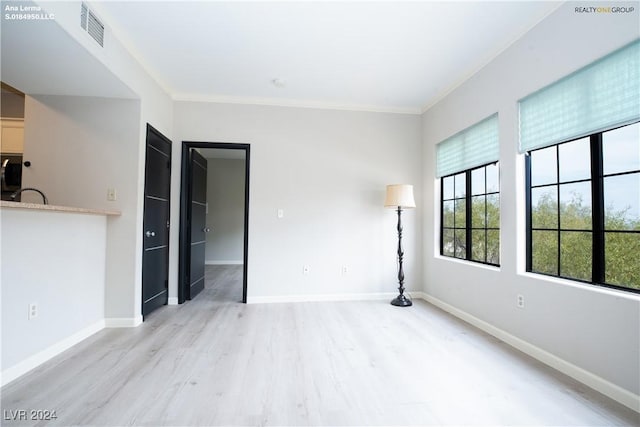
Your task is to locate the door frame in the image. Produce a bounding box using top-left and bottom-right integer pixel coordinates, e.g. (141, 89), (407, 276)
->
(178, 141), (250, 304)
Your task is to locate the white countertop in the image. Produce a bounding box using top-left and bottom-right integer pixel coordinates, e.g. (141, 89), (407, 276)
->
(0, 200), (121, 216)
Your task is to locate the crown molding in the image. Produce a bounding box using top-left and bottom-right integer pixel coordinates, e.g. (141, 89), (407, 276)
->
(172, 93), (422, 115)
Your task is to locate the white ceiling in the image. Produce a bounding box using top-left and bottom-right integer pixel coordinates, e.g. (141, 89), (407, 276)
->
(92, 1), (561, 113)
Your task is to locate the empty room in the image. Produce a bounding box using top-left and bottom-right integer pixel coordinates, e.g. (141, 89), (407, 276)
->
(1, 1), (639, 426)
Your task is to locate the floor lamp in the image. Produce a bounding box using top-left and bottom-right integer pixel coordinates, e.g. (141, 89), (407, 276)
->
(384, 184), (415, 307)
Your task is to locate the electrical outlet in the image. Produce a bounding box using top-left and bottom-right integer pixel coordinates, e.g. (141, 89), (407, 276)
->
(516, 294), (525, 309)
(341, 265), (348, 276)
(277, 209), (284, 219)
(303, 265), (310, 275)
(107, 188), (117, 201)
(28, 303), (38, 320)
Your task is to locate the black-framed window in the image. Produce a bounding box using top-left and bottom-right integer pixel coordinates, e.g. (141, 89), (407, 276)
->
(526, 121), (639, 293)
(441, 162), (500, 266)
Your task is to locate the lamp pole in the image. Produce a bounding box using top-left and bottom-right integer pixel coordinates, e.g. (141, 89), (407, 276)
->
(391, 206), (412, 306)
(384, 184), (414, 307)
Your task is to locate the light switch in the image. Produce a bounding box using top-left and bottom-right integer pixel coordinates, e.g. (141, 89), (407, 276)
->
(107, 188), (117, 201)
(277, 209), (284, 219)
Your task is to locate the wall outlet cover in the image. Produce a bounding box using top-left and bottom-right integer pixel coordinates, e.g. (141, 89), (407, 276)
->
(28, 303), (38, 320)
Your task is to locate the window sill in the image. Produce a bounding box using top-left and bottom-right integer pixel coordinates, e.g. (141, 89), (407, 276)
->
(434, 254), (501, 272)
(519, 272), (640, 300)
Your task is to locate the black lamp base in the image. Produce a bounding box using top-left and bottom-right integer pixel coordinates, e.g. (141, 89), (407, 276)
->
(390, 294), (412, 307)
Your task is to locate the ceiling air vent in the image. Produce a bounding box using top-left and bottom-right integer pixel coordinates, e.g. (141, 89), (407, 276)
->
(80, 3), (87, 30)
(80, 3), (104, 47)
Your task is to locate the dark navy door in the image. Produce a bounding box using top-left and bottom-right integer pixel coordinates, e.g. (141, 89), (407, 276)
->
(142, 125), (171, 317)
(188, 149), (208, 299)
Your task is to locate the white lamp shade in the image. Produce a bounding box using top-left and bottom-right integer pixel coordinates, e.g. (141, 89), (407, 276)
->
(384, 184), (416, 208)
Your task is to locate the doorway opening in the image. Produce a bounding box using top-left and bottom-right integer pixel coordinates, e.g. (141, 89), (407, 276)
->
(179, 142), (250, 304)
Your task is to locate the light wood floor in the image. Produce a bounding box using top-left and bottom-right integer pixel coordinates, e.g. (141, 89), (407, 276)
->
(1, 265), (638, 426)
(203, 264), (244, 303)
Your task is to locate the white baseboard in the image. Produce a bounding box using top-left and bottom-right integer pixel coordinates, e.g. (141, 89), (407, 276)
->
(105, 315), (142, 328)
(1, 319), (105, 387)
(247, 292), (404, 304)
(167, 297), (179, 305)
(417, 292), (640, 413)
(205, 260), (243, 265)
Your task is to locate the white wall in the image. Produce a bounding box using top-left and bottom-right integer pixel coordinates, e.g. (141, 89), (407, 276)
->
(0, 1), (172, 384)
(172, 103), (423, 302)
(1, 208), (107, 384)
(205, 158), (245, 264)
(422, 2), (640, 406)
(21, 95), (145, 325)
(31, 1), (174, 321)
(22, 95), (139, 209)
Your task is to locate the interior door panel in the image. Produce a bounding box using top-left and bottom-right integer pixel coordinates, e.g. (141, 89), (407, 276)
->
(141, 125), (171, 317)
(187, 150), (208, 299)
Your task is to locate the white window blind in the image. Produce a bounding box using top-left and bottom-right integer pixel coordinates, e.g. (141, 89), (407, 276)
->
(436, 113), (499, 178)
(519, 39), (640, 153)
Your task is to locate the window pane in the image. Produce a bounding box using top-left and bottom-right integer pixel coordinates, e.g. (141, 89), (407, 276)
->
(560, 231), (592, 282)
(454, 229), (466, 258)
(442, 201), (455, 228)
(486, 229), (500, 265)
(531, 187), (558, 229)
(471, 229), (486, 262)
(603, 122), (640, 175)
(442, 229), (455, 257)
(532, 230), (558, 275)
(605, 232), (640, 290)
(442, 176), (454, 200)
(471, 195), (485, 228)
(559, 182), (592, 230)
(486, 163), (499, 193)
(531, 146), (557, 186)
(559, 137), (591, 182)
(471, 167), (485, 196)
(443, 162), (500, 266)
(604, 173), (640, 231)
(486, 194), (500, 228)
(454, 173), (466, 198)
(454, 198), (466, 228)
